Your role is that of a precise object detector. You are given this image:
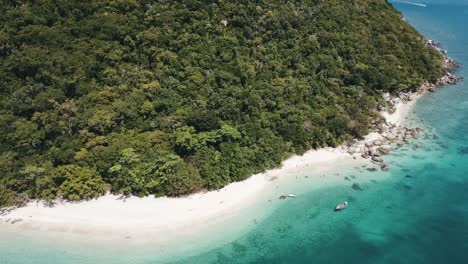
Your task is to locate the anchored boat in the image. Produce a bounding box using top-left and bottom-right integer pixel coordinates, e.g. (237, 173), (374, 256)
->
(335, 201), (348, 211)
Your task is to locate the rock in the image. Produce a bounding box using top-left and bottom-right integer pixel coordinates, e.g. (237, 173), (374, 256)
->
(366, 167), (378, 172)
(371, 156), (383, 163)
(360, 146), (367, 154)
(386, 135), (397, 142)
(352, 183), (363, 191)
(438, 142), (449, 149)
(369, 147), (379, 157)
(11, 218), (22, 224)
(457, 146), (468, 155)
(383, 93), (391, 101)
(269, 176), (279, 182)
(381, 164), (390, 171)
(378, 146), (391, 155)
(348, 147), (361, 155)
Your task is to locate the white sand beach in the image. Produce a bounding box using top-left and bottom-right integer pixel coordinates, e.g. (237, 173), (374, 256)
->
(0, 148), (356, 240)
(381, 94), (422, 125)
(0, 94), (417, 242)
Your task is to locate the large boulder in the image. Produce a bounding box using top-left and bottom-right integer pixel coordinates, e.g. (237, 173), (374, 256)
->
(369, 147), (380, 157)
(378, 146), (391, 155)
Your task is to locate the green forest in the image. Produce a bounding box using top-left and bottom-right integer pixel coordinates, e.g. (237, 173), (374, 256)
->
(0, 0), (444, 206)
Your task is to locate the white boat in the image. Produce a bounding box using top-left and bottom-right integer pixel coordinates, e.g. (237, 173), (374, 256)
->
(288, 193), (297, 198)
(335, 201), (348, 211)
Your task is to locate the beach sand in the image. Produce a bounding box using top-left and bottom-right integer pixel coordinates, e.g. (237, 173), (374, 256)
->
(0, 94), (415, 243)
(0, 149), (356, 240)
(381, 94), (422, 126)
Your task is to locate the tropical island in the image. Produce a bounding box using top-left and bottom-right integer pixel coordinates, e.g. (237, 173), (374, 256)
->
(0, 0), (448, 208)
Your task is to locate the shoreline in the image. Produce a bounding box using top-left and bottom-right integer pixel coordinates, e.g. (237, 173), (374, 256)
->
(0, 92), (420, 243)
(0, 40), (461, 245)
(0, 148), (361, 242)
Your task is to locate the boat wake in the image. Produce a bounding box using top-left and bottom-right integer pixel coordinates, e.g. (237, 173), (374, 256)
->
(391, 0), (427, 7)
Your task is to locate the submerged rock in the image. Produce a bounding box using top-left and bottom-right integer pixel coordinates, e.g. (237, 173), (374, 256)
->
(457, 146), (468, 155)
(438, 142), (449, 149)
(352, 183), (363, 191)
(381, 164), (390, 171)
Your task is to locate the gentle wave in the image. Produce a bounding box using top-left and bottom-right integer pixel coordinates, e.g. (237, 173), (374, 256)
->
(392, 0), (427, 7)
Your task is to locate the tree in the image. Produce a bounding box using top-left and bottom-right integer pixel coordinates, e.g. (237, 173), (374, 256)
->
(0, 184), (17, 207)
(0, 0), (445, 205)
(54, 165), (107, 201)
(163, 162), (203, 196)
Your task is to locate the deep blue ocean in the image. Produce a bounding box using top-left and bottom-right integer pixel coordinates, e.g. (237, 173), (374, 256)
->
(0, 1), (467, 263)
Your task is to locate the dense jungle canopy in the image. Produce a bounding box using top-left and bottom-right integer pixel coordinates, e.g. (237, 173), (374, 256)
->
(0, 0), (444, 206)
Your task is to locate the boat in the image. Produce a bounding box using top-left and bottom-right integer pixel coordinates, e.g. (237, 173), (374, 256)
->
(335, 201), (348, 211)
(288, 193), (297, 198)
(279, 195), (288, 199)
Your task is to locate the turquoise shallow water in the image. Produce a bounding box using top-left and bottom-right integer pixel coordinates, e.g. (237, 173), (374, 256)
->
(1, 1), (467, 263)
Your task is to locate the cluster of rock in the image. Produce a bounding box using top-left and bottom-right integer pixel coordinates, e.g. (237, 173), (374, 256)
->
(429, 39), (461, 84)
(437, 71), (459, 86)
(344, 124), (422, 171)
(0, 207), (13, 216)
(443, 57), (458, 72)
(427, 39), (446, 54)
(0, 217), (23, 224)
(341, 39), (461, 171)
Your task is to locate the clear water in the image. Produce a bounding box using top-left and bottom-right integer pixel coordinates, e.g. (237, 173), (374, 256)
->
(1, 1), (467, 263)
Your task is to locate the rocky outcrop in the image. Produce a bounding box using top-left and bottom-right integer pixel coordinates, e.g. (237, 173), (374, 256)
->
(0, 207), (15, 216)
(343, 124), (423, 169)
(342, 40), (461, 172)
(428, 40), (462, 85)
